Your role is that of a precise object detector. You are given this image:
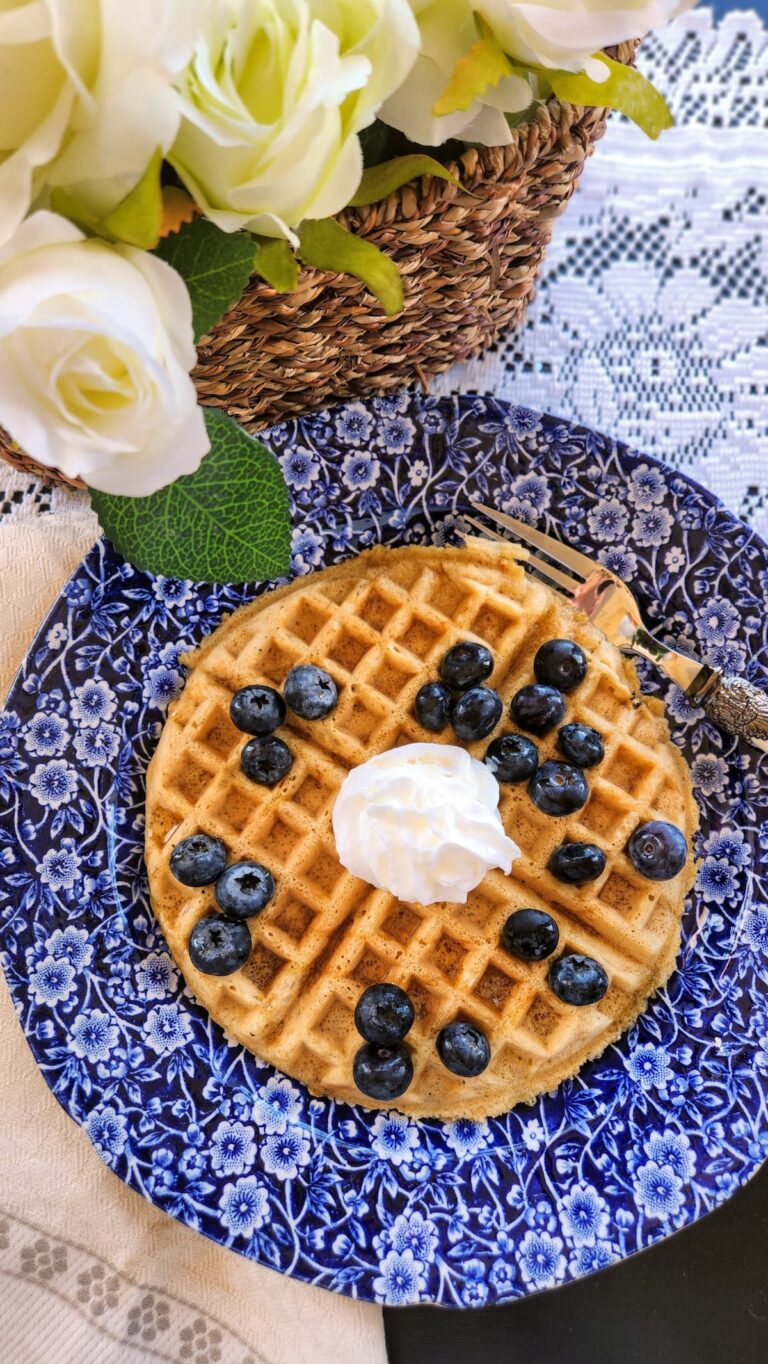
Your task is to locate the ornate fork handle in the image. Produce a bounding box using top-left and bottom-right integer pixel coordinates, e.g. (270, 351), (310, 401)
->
(700, 675), (768, 750)
(598, 627), (768, 754)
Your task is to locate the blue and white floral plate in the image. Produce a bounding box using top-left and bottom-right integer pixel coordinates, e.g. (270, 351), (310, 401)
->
(1, 395), (767, 1308)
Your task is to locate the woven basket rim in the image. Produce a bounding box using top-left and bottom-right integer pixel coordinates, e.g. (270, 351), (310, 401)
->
(338, 40), (636, 218)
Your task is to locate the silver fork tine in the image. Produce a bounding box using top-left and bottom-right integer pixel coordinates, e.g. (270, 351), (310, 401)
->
(470, 501), (596, 581)
(515, 553), (578, 595)
(462, 514), (508, 545)
(462, 515), (577, 595)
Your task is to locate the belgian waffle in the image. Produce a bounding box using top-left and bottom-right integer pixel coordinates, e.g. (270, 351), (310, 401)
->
(144, 541), (698, 1121)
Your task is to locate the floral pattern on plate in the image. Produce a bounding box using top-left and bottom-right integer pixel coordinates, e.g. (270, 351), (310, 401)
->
(1, 395), (767, 1307)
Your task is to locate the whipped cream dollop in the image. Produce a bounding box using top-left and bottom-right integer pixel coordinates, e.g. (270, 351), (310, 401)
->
(332, 743), (520, 906)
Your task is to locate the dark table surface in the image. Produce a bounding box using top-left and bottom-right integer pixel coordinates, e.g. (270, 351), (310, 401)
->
(385, 1161), (768, 1364)
(386, 7), (768, 1357)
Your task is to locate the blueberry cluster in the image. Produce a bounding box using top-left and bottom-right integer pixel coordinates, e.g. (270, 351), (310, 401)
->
(353, 984), (415, 1100)
(410, 636), (690, 1026)
(501, 907), (608, 1005)
(509, 640), (598, 818)
(413, 636), (600, 818)
(414, 642), (502, 742)
(352, 983), (491, 1100)
(170, 833), (274, 976)
(231, 665), (338, 787)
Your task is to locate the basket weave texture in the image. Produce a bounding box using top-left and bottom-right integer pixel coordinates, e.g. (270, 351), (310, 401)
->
(0, 42), (634, 489)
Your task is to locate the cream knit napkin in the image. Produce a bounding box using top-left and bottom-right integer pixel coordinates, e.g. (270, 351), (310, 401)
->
(0, 515), (387, 1364)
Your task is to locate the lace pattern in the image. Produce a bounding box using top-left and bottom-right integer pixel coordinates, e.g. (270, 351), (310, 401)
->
(638, 8), (767, 127)
(433, 9), (768, 536)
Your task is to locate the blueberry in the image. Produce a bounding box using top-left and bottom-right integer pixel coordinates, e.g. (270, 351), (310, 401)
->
(436, 1020), (490, 1077)
(284, 664), (338, 719)
(414, 681), (453, 732)
(502, 908), (559, 961)
(215, 861), (275, 918)
(549, 842), (606, 884)
(484, 733), (538, 783)
(355, 983), (415, 1046)
(534, 639), (588, 692)
(189, 913), (251, 975)
(440, 641), (494, 690)
(353, 1043), (413, 1100)
(556, 722), (605, 768)
(548, 953), (608, 1005)
(170, 833), (228, 887)
(529, 760), (589, 816)
(510, 684), (566, 735)
(627, 820), (688, 880)
(241, 735), (293, 786)
(230, 684), (285, 736)
(451, 686), (503, 741)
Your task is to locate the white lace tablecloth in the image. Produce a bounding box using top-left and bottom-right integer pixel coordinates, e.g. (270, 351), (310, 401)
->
(0, 9), (766, 1363)
(433, 7), (768, 535)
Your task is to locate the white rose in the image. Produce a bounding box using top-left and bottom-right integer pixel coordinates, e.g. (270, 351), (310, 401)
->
(170, 0), (420, 240)
(379, 0), (532, 146)
(474, 0), (690, 80)
(0, 213), (209, 496)
(0, 0), (200, 245)
(380, 0), (689, 146)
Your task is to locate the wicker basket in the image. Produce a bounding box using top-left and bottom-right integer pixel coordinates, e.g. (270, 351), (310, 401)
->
(0, 41), (633, 489)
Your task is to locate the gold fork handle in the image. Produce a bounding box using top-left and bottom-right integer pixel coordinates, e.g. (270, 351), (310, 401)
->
(699, 675), (768, 754)
(623, 627), (707, 693)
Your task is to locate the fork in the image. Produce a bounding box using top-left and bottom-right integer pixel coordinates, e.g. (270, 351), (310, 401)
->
(465, 502), (768, 754)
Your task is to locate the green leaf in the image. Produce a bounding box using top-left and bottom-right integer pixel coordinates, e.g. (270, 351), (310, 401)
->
(253, 236), (299, 292)
(349, 154), (460, 207)
(50, 152), (164, 248)
(88, 408), (291, 584)
(547, 57), (673, 139)
(102, 149), (164, 248)
(297, 218), (403, 316)
(48, 187), (103, 236)
(154, 217), (255, 341)
(433, 25), (512, 116)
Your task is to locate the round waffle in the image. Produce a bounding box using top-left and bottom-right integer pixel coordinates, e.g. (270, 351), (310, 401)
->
(145, 541), (698, 1121)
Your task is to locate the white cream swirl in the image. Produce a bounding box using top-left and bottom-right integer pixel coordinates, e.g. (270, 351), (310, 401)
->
(332, 742), (519, 906)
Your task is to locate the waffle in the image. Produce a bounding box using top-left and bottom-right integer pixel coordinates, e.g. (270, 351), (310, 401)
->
(145, 541), (698, 1121)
